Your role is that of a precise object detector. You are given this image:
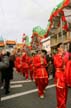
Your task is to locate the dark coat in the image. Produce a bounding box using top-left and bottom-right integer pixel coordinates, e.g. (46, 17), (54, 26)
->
(1, 55), (15, 81)
(0, 71), (2, 87)
(8, 55), (15, 80)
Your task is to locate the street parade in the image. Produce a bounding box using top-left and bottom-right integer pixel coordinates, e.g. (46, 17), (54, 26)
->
(0, 0), (71, 108)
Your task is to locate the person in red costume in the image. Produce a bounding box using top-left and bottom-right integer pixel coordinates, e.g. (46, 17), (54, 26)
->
(53, 43), (68, 108)
(33, 49), (48, 98)
(21, 50), (29, 80)
(65, 42), (71, 87)
(14, 52), (21, 73)
(29, 51), (36, 81)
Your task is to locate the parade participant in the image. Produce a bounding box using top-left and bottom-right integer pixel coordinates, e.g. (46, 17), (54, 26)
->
(29, 51), (36, 80)
(53, 43), (68, 108)
(65, 42), (71, 87)
(21, 50), (29, 80)
(33, 49), (48, 98)
(41, 49), (48, 72)
(14, 52), (21, 73)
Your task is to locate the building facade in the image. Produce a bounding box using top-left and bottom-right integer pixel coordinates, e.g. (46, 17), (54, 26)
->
(50, 31), (71, 53)
(41, 36), (51, 53)
(0, 36), (5, 50)
(5, 40), (16, 49)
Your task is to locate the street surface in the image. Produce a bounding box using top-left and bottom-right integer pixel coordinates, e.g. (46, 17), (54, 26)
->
(0, 71), (71, 108)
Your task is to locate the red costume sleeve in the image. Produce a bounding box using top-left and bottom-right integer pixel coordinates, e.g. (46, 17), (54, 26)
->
(34, 55), (41, 68)
(53, 54), (63, 68)
(15, 56), (21, 72)
(15, 57), (21, 67)
(63, 52), (69, 65)
(65, 60), (71, 86)
(21, 54), (29, 69)
(34, 55), (47, 68)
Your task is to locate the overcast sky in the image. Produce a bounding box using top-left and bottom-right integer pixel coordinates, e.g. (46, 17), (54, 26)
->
(0, 0), (62, 42)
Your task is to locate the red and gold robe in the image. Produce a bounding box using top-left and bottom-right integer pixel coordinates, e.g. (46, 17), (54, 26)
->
(29, 56), (36, 80)
(14, 56), (21, 72)
(21, 53), (29, 79)
(33, 54), (48, 96)
(65, 53), (71, 87)
(53, 53), (68, 108)
(53, 53), (65, 88)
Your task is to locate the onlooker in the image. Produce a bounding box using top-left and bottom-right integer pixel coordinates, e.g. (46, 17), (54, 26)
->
(1, 50), (10, 94)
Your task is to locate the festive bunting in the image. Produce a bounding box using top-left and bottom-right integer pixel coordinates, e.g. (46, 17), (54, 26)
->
(47, 0), (70, 36)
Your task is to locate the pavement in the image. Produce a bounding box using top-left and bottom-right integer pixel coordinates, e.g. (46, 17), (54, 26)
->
(0, 71), (71, 108)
